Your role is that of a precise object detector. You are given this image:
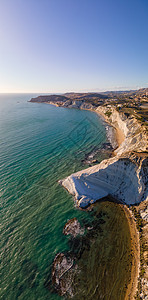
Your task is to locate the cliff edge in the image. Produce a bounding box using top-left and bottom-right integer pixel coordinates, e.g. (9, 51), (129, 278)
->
(61, 108), (148, 208)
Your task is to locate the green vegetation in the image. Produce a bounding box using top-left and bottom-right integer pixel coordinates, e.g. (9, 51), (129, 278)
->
(30, 88), (148, 129)
(105, 110), (112, 118)
(131, 207), (143, 232)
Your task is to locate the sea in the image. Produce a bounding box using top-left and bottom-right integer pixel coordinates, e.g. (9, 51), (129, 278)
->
(0, 94), (110, 300)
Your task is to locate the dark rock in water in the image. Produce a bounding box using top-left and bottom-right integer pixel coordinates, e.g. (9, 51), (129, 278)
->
(51, 218), (85, 297)
(63, 218), (84, 237)
(81, 146), (100, 165)
(81, 143), (113, 165)
(52, 253), (77, 297)
(51, 201), (134, 299)
(51, 215), (107, 297)
(101, 142), (113, 150)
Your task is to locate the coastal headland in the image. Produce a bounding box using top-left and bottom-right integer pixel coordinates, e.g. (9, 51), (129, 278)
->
(30, 89), (148, 299)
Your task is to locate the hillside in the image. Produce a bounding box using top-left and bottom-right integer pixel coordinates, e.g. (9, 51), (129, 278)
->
(30, 88), (148, 125)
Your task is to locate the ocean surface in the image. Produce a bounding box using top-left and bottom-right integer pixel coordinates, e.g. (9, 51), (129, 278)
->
(0, 94), (110, 300)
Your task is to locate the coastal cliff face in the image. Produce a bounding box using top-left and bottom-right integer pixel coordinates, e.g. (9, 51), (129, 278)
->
(47, 99), (94, 110)
(30, 95), (95, 110)
(30, 95), (148, 207)
(58, 105), (147, 299)
(96, 106), (148, 156)
(31, 95), (148, 157)
(61, 155), (148, 208)
(61, 107), (148, 208)
(60, 105), (148, 298)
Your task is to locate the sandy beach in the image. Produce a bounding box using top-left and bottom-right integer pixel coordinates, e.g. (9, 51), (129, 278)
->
(115, 126), (125, 147)
(94, 109), (141, 299)
(72, 107), (141, 298)
(95, 108), (125, 148)
(122, 205), (140, 300)
(94, 109), (140, 299)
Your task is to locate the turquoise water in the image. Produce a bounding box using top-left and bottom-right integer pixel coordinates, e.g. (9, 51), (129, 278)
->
(0, 94), (107, 300)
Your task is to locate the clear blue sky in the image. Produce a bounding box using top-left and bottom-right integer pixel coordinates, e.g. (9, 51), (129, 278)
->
(0, 0), (148, 93)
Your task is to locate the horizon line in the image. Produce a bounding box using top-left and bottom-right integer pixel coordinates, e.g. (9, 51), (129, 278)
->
(0, 86), (147, 95)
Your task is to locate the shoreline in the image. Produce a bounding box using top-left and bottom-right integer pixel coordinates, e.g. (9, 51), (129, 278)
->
(45, 102), (125, 150)
(59, 104), (142, 299)
(94, 108), (125, 149)
(115, 126), (125, 147)
(31, 100), (144, 299)
(59, 106), (143, 299)
(122, 205), (140, 300)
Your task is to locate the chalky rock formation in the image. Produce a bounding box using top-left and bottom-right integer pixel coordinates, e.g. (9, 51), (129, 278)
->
(96, 107), (148, 156)
(61, 155), (148, 208)
(60, 109), (148, 208)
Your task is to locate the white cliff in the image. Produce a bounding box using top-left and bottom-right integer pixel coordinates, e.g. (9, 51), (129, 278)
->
(48, 100), (94, 110)
(96, 106), (148, 155)
(60, 107), (148, 208)
(61, 155), (148, 208)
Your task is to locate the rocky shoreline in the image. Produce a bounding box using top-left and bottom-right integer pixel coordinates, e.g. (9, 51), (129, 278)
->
(61, 107), (148, 208)
(60, 105), (148, 299)
(51, 201), (134, 299)
(60, 105), (148, 298)
(57, 106), (148, 299)
(30, 96), (148, 299)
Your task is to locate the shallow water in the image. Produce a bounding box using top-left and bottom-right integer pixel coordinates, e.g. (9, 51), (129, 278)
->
(72, 201), (132, 300)
(0, 94), (110, 300)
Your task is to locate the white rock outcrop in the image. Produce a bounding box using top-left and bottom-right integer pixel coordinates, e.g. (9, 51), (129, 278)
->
(61, 155), (148, 208)
(96, 107), (148, 156)
(60, 108), (148, 208)
(49, 100), (94, 110)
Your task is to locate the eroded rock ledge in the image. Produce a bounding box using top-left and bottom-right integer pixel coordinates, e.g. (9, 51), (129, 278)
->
(60, 154), (148, 208)
(60, 108), (148, 208)
(96, 106), (148, 156)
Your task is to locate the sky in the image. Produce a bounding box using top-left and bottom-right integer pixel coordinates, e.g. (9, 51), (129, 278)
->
(0, 0), (148, 93)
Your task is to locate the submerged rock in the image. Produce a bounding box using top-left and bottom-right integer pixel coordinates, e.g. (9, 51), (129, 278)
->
(51, 219), (85, 297)
(52, 253), (77, 297)
(63, 218), (84, 237)
(51, 201), (134, 299)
